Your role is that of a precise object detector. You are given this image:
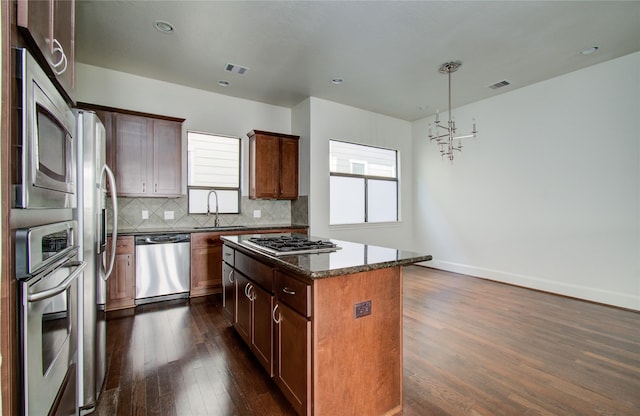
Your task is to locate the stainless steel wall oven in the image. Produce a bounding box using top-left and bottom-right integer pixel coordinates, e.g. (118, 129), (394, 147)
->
(15, 221), (87, 416)
(14, 47), (76, 209)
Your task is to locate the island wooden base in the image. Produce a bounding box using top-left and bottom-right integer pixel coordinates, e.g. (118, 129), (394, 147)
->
(312, 266), (403, 416)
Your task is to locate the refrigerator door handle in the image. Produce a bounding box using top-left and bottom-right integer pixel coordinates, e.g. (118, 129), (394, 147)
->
(102, 164), (118, 281)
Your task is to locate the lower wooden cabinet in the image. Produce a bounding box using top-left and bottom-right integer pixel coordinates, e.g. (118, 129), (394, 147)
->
(234, 267), (274, 376)
(235, 272), (252, 345)
(190, 232), (223, 296)
(106, 236), (136, 311)
(223, 243), (402, 416)
(251, 282), (274, 376)
(274, 301), (311, 415)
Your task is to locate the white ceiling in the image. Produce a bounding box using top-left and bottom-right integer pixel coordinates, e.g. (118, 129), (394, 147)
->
(75, 1), (640, 121)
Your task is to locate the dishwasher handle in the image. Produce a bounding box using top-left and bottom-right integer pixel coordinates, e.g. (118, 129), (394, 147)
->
(135, 234), (190, 245)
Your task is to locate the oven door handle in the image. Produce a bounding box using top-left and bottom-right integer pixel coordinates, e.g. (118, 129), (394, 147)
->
(27, 261), (87, 303)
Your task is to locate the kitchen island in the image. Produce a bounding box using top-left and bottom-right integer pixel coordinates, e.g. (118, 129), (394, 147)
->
(221, 234), (431, 416)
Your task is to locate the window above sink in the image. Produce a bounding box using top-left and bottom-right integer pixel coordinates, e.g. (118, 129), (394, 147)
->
(187, 131), (241, 214)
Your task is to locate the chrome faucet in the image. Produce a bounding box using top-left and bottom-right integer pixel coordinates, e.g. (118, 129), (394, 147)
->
(206, 189), (220, 227)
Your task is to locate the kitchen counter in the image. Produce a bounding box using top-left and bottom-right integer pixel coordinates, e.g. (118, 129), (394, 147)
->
(113, 224), (308, 236)
(221, 234), (431, 280)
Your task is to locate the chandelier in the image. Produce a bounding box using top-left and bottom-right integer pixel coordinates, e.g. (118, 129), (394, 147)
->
(428, 61), (477, 163)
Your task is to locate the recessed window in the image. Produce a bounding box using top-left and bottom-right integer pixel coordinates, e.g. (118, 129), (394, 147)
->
(329, 140), (398, 225)
(187, 131), (241, 214)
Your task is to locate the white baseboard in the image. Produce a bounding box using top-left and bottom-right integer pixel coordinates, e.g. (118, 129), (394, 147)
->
(415, 260), (639, 311)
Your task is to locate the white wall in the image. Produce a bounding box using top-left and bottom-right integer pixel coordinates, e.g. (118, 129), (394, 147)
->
(75, 63), (292, 194)
(294, 97), (415, 250)
(412, 52), (640, 310)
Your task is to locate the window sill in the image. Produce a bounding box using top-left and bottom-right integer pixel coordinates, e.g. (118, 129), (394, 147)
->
(329, 221), (402, 231)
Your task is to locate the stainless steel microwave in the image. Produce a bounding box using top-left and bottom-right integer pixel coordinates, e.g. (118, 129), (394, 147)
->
(14, 48), (76, 209)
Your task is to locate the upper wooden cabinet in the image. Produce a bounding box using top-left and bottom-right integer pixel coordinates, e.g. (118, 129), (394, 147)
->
(80, 104), (184, 197)
(17, 0), (76, 101)
(114, 114), (182, 197)
(248, 130), (299, 200)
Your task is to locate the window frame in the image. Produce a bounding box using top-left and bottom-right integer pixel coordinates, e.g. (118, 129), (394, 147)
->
(329, 139), (399, 225)
(186, 131), (242, 214)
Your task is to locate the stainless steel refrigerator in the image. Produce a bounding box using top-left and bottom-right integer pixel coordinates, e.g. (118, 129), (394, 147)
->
(74, 110), (118, 414)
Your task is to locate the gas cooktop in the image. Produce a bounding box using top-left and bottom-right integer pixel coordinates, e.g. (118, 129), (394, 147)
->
(243, 235), (341, 256)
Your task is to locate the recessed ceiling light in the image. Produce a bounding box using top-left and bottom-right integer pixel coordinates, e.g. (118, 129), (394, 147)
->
(331, 77), (344, 85)
(218, 80), (230, 87)
(154, 20), (174, 34)
(580, 46), (599, 55)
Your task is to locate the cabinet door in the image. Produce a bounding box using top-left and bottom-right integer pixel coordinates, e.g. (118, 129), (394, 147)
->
(279, 137), (299, 199)
(17, 0), (75, 99)
(114, 114), (151, 196)
(51, 0), (75, 97)
(152, 119), (182, 196)
(274, 301), (311, 415)
(222, 262), (236, 324)
(234, 272), (252, 346)
(252, 283), (274, 376)
(106, 253), (135, 311)
(17, 0), (51, 62)
(190, 239), (222, 297)
(250, 134), (279, 199)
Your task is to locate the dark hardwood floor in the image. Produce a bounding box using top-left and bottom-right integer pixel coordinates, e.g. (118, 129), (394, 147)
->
(96, 266), (640, 416)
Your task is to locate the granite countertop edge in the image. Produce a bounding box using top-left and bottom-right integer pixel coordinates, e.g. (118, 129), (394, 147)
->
(221, 236), (432, 280)
(112, 224), (308, 236)
(284, 255), (432, 280)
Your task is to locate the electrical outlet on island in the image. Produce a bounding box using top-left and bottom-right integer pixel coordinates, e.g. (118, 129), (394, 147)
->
(164, 211), (174, 220)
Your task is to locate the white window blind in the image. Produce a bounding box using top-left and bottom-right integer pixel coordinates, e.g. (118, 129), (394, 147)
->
(187, 132), (240, 187)
(187, 131), (241, 214)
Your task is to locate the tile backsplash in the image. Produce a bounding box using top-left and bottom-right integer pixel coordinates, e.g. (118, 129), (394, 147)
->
(110, 195), (308, 232)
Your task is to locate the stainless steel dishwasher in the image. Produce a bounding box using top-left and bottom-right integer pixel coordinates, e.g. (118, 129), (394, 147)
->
(135, 233), (191, 304)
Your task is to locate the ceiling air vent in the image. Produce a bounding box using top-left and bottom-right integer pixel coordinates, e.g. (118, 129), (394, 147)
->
(488, 80), (511, 90)
(225, 63), (249, 75)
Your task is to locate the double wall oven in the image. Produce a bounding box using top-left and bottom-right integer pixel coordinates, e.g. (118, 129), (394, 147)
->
(12, 47), (82, 416)
(15, 221), (86, 416)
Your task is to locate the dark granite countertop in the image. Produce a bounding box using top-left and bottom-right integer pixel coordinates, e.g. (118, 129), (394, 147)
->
(221, 234), (432, 280)
(112, 224), (308, 236)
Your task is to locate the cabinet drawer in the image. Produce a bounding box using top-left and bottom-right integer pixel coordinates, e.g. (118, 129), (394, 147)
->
(222, 244), (235, 266)
(114, 236), (134, 254)
(275, 271), (311, 318)
(235, 250), (273, 292)
(191, 232), (223, 249)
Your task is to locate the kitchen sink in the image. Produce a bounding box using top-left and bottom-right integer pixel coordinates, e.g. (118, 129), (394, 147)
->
(193, 225), (248, 230)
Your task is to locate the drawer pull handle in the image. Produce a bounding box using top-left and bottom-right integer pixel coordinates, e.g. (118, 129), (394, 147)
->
(282, 287), (296, 295)
(272, 304), (282, 324)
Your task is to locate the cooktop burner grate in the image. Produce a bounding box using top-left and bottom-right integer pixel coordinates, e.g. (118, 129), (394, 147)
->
(245, 235), (340, 255)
